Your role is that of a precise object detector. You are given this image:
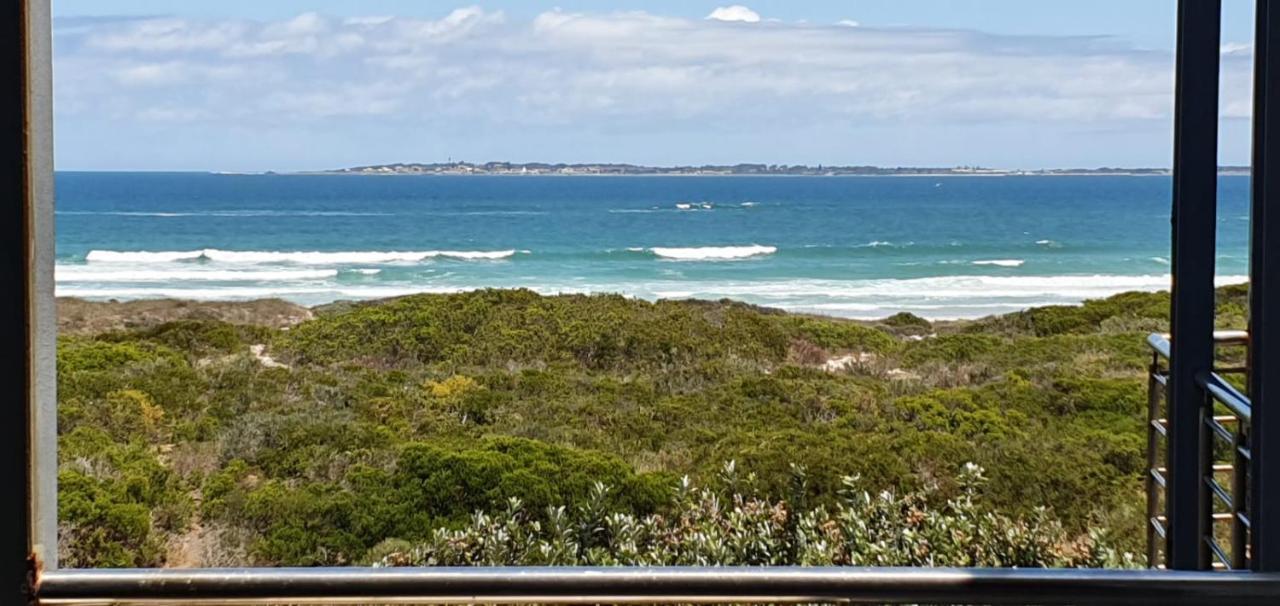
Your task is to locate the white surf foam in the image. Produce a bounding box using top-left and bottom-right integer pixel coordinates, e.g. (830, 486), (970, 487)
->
(55, 285), (455, 301)
(54, 273), (1252, 320)
(56, 267), (339, 282)
(972, 259), (1026, 267)
(59, 210), (394, 218)
(85, 250), (207, 263)
(85, 249), (522, 264)
(649, 245), (777, 260)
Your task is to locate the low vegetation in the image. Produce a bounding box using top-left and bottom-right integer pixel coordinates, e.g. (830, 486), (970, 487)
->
(55, 285), (1249, 568)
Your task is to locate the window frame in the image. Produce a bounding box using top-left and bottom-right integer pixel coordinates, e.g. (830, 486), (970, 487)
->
(10, 0), (1280, 604)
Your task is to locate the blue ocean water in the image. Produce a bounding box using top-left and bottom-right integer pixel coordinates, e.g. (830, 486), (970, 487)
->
(54, 172), (1252, 319)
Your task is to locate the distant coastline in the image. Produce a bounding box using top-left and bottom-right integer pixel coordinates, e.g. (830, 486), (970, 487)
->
(311, 162), (1251, 177)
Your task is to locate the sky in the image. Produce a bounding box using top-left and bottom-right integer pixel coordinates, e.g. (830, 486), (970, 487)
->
(52, 1), (1260, 171)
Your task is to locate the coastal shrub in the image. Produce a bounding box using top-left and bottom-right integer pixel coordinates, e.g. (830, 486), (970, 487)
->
(901, 334), (1002, 365)
(60, 389), (166, 442)
(370, 464), (1137, 568)
(57, 338), (203, 422)
(103, 319), (251, 356)
(391, 438), (670, 523)
(59, 471), (164, 568)
(783, 317), (898, 353)
(1049, 378), (1145, 416)
(895, 389), (1027, 441)
(58, 427), (192, 567)
(57, 338), (155, 371)
(278, 290), (792, 370)
(877, 312), (934, 338)
(216, 409), (395, 479)
(963, 285), (1248, 338)
(60, 287), (1237, 567)
(198, 438), (672, 565)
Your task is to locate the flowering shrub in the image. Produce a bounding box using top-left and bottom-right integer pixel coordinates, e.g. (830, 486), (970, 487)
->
(370, 463), (1138, 569)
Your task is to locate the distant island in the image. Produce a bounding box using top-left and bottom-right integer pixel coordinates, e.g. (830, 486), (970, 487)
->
(316, 162), (1252, 177)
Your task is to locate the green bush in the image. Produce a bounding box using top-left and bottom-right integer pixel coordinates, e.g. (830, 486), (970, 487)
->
(59, 287), (1246, 567)
(58, 427), (191, 567)
(369, 464), (1137, 568)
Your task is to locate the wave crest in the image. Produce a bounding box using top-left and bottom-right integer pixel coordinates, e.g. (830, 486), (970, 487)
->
(56, 267), (340, 282)
(85, 249), (522, 264)
(972, 259), (1025, 267)
(649, 245), (777, 260)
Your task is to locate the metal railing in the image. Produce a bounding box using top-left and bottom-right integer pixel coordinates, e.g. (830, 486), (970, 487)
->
(32, 566), (1280, 606)
(1147, 331), (1253, 570)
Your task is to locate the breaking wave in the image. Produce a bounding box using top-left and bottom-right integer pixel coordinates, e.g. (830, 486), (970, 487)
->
(648, 245), (778, 260)
(84, 249), (523, 264)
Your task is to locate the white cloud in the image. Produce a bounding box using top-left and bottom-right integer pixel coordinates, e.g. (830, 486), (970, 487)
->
(836, 19), (861, 27)
(1222, 42), (1253, 56)
(135, 106), (213, 123)
(111, 62), (188, 86)
(85, 18), (247, 53)
(343, 16), (394, 27)
(706, 6), (761, 23)
(53, 8), (1251, 130)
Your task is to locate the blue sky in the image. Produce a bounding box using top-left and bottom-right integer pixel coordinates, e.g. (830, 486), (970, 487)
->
(52, 2), (1259, 171)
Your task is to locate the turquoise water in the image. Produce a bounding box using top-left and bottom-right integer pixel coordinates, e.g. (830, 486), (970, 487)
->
(54, 172), (1252, 319)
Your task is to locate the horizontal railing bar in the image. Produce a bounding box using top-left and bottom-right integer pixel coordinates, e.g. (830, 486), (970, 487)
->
(1151, 468), (1168, 488)
(1153, 465), (1232, 475)
(1210, 330), (1251, 345)
(34, 567), (1280, 606)
(1197, 372), (1252, 424)
(1240, 445), (1252, 461)
(1146, 331), (1250, 361)
(1175, 513), (1237, 523)
(1150, 513), (1237, 523)
(1240, 512), (1252, 529)
(1215, 366), (1250, 374)
(1153, 372), (1169, 386)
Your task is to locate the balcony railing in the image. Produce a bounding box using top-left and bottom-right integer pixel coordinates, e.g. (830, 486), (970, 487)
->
(31, 566), (1280, 605)
(1147, 331), (1253, 570)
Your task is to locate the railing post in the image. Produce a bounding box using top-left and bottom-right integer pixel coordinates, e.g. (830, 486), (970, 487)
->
(1169, 0), (1222, 571)
(1233, 423), (1249, 569)
(1198, 393), (1215, 569)
(1, 0), (37, 603)
(1251, 0), (1280, 574)
(1147, 353), (1165, 567)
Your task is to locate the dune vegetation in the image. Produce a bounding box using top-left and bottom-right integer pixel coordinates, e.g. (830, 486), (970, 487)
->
(54, 285), (1250, 568)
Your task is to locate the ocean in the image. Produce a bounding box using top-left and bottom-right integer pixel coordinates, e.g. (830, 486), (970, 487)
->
(54, 172), (1252, 319)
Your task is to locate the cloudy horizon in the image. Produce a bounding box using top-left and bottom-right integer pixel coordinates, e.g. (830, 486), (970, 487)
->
(53, 3), (1257, 172)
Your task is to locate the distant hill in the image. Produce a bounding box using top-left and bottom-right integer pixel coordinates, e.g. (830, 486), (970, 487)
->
(316, 162), (1190, 176)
